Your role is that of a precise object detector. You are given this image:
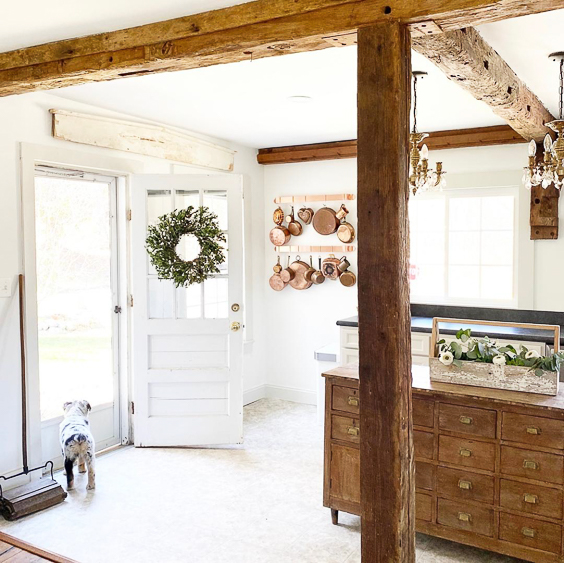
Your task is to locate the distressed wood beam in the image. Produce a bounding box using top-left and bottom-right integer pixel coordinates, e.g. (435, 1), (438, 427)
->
(358, 21), (414, 562)
(1, 0), (564, 96)
(412, 27), (555, 142)
(257, 125), (526, 164)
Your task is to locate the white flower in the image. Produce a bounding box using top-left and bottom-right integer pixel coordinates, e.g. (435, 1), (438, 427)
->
(439, 352), (454, 366)
(492, 354), (506, 365)
(525, 350), (540, 359)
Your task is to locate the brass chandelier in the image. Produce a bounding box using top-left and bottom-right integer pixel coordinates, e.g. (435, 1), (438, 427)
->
(409, 71), (446, 195)
(523, 53), (564, 190)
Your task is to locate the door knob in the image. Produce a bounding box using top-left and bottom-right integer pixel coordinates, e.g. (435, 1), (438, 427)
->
(231, 303), (240, 312)
(230, 322), (241, 332)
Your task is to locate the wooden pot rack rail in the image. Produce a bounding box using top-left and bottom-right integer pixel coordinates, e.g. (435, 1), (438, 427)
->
(274, 245), (355, 253)
(273, 194), (355, 204)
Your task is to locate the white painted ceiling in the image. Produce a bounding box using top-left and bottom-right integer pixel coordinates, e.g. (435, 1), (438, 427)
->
(6, 3), (564, 148)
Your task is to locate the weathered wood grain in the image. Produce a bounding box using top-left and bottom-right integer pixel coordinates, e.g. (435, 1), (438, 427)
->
(1, 0), (564, 96)
(357, 21), (414, 562)
(412, 27), (555, 141)
(257, 125), (526, 164)
(530, 143), (560, 240)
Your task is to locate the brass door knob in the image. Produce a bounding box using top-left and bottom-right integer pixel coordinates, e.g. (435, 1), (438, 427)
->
(231, 303), (240, 312)
(230, 322), (241, 332)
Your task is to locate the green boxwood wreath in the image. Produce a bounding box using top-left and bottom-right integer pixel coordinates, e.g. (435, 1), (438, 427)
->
(146, 206), (226, 287)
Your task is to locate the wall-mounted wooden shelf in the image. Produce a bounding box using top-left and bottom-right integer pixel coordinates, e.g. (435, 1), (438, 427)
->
(274, 245), (355, 253)
(273, 194), (355, 204)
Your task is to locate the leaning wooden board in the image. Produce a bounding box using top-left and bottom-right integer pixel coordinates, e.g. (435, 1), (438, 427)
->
(323, 364), (564, 563)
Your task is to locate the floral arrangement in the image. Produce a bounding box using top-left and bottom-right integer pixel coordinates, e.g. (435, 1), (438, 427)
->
(438, 329), (564, 376)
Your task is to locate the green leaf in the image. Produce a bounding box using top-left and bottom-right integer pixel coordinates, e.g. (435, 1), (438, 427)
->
(535, 369), (545, 377)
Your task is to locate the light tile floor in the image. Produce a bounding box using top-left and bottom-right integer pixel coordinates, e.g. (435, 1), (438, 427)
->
(0, 399), (524, 562)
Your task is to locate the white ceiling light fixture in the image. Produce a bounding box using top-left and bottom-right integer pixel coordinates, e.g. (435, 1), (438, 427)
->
(287, 95), (313, 104)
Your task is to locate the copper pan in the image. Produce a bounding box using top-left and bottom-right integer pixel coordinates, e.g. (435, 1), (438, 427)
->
(270, 225), (291, 246)
(312, 207), (339, 235)
(339, 270), (356, 287)
(289, 256), (313, 290)
(337, 219), (355, 243)
(286, 206), (303, 236)
(269, 273), (288, 291)
(304, 255), (316, 282)
(280, 256), (295, 283)
(311, 257), (325, 285)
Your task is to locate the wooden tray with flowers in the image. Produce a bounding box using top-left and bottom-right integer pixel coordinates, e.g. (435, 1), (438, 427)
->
(428, 317), (562, 396)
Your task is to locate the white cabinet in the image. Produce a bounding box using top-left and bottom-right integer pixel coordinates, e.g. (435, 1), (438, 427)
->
(339, 325), (548, 367)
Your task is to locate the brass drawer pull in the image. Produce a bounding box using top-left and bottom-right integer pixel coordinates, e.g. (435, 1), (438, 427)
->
(523, 493), (538, 504)
(521, 527), (536, 538)
(458, 480), (472, 490)
(347, 426), (359, 436)
(458, 512), (472, 522)
(523, 460), (539, 470)
(526, 426), (541, 435)
(459, 416), (473, 425)
(348, 396), (359, 407)
(459, 448), (472, 457)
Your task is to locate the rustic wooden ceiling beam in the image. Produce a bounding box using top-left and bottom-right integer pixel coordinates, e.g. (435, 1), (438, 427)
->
(1, 0), (564, 96)
(257, 125), (526, 164)
(412, 27), (555, 142)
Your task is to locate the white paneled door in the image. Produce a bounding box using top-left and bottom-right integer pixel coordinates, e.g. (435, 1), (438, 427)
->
(131, 174), (244, 446)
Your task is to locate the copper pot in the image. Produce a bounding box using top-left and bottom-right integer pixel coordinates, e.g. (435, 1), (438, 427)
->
(280, 256), (295, 283)
(286, 206), (303, 236)
(304, 256), (316, 282)
(339, 270), (356, 287)
(336, 204), (349, 221)
(311, 257), (325, 285)
(288, 256), (313, 290)
(337, 256), (351, 272)
(322, 254), (341, 280)
(337, 219), (355, 243)
(273, 256), (282, 274)
(270, 225), (291, 246)
(269, 273), (287, 291)
(298, 206), (314, 225)
(312, 207), (339, 235)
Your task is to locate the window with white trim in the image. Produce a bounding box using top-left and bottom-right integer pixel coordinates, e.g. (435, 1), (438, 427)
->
(409, 190), (517, 307)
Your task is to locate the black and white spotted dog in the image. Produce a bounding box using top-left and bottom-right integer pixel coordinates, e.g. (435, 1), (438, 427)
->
(59, 400), (96, 490)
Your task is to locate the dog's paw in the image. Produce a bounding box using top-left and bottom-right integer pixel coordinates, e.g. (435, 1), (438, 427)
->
(86, 482), (96, 491)
(79, 466), (87, 474)
(67, 482), (74, 490)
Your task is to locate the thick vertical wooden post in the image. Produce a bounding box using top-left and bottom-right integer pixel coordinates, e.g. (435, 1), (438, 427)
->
(358, 22), (414, 562)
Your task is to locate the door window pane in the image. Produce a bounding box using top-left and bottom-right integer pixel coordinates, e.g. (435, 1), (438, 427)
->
(204, 190), (228, 231)
(34, 176), (115, 420)
(149, 278), (174, 319)
(204, 278), (228, 319)
(176, 189), (199, 210)
(176, 284), (202, 319)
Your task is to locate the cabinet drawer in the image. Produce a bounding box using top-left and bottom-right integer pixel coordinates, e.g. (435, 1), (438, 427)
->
(342, 348), (359, 366)
(500, 479), (563, 520)
(499, 512), (562, 555)
(502, 412), (564, 450)
(329, 444), (360, 505)
(331, 415), (360, 445)
(438, 435), (495, 472)
(411, 333), (430, 357)
(437, 498), (494, 537)
(500, 446), (564, 485)
(416, 493), (432, 522)
(437, 466), (494, 504)
(332, 385), (359, 415)
(416, 461), (434, 491)
(413, 398), (434, 428)
(414, 430), (434, 460)
(439, 403), (496, 439)
(340, 327), (359, 349)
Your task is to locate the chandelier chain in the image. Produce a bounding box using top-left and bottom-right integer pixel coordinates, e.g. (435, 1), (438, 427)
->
(413, 74), (418, 134)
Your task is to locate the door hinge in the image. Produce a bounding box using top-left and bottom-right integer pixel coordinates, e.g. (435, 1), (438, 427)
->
(129, 294), (134, 307)
(131, 401), (135, 414)
(126, 209), (132, 221)
(114, 305), (122, 314)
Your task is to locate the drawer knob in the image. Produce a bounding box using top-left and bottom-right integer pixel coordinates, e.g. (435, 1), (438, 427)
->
(459, 416), (473, 425)
(523, 460), (539, 470)
(458, 480), (472, 490)
(526, 426), (541, 435)
(459, 448), (472, 458)
(521, 527), (536, 539)
(348, 396), (359, 407)
(458, 512), (472, 522)
(347, 426), (359, 436)
(523, 493), (538, 504)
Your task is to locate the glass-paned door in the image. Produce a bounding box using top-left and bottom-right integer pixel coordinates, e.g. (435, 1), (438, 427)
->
(34, 167), (121, 460)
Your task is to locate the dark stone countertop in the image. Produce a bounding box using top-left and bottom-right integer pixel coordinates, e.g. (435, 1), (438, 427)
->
(337, 305), (564, 346)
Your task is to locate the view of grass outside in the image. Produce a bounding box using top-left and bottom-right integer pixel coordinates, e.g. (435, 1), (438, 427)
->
(35, 175), (115, 421)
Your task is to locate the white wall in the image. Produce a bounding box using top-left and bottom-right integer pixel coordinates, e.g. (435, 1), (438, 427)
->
(0, 92), (265, 476)
(262, 143), (564, 402)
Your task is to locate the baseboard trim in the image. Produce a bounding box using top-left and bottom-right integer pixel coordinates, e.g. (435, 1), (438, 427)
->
(243, 384), (267, 405)
(265, 384), (317, 405)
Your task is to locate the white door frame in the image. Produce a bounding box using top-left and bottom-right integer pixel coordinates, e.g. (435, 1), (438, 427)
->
(20, 143), (142, 471)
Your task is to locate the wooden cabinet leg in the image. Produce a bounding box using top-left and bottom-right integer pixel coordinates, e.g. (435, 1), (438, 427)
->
(331, 509), (339, 525)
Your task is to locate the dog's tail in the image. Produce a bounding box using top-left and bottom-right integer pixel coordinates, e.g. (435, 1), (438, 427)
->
(66, 433), (90, 456)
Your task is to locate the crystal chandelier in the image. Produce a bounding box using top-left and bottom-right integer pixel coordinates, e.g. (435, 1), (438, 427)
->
(523, 53), (564, 190)
(409, 71), (446, 195)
